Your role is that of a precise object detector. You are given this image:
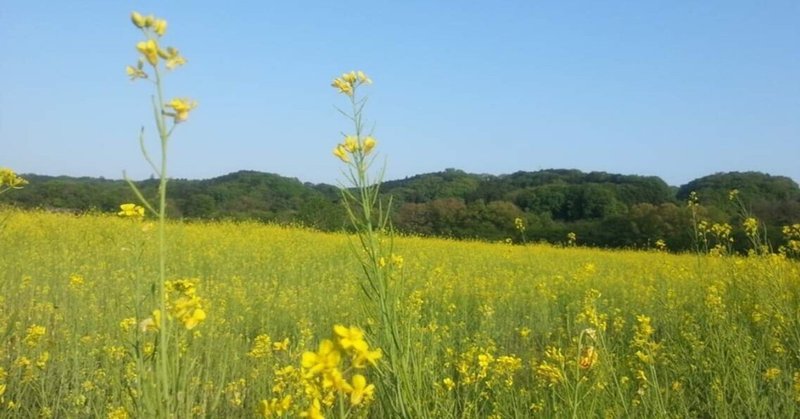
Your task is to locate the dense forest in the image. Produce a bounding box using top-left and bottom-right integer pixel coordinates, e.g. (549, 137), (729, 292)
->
(2, 169), (799, 253)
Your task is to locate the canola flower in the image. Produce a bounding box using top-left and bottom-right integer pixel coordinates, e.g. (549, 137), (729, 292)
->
(2, 210), (800, 416)
(118, 203), (145, 219)
(0, 168), (27, 193)
(166, 98), (197, 123)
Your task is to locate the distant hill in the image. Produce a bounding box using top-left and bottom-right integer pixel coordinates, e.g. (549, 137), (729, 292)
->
(2, 169), (798, 252)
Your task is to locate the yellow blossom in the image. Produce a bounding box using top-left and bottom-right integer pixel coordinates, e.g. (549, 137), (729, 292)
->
(153, 19), (167, 36)
(353, 347), (382, 369)
(442, 377), (455, 391)
(302, 340), (341, 377)
(333, 145), (349, 163)
(363, 136), (376, 154)
(579, 346), (598, 369)
(343, 136), (358, 153)
(349, 374), (375, 406)
(331, 78), (353, 96)
(763, 367), (781, 381)
(119, 317), (137, 332)
(118, 203), (145, 218)
(300, 398), (324, 419)
(272, 338), (290, 352)
(259, 396), (292, 417)
(167, 98), (197, 123)
(126, 64), (147, 80)
(333, 325), (368, 352)
(0, 168), (27, 190)
(357, 70), (372, 84)
(163, 47), (187, 70)
(136, 39), (159, 66)
(24, 325), (46, 347)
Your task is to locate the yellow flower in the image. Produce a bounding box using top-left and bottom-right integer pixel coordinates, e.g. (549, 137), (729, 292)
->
(331, 78), (353, 96)
(259, 396), (292, 417)
(579, 346), (598, 369)
(272, 338), (290, 352)
(118, 203), (145, 218)
(333, 145), (349, 163)
(442, 377), (455, 391)
(333, 325), (368, 352)
(363, 136), (376, 154)
(331, 70), (371, 96)
(357, 70), (372, 84)
(136, 39), (159, 66)
(0, 167), (28, 189)
(300, 399), (324, 419)
(125, 64), (148, 80)
(167, 98), (197, 123)
(24, 325), (46, 347)
(119, 317), (137, 332)
(343, 136), (359, 153)
(343, 71), (357, 84)
(161, 47), (186, 70)
(763, 367), (781, 381)
(321, 367), (351, 392)
(183, 307), (206, 330)
(153, 19), (167, 36)
(301, 340), (341, 377)
(131, 11), (145, 28)
(353, 347), (382, 369)
(349, 374), (375, 406)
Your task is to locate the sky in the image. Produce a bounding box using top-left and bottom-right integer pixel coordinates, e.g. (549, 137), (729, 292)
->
(1, 1), (798, 187)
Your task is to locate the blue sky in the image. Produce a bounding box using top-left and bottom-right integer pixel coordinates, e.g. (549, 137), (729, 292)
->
(1, 1), (798, 187)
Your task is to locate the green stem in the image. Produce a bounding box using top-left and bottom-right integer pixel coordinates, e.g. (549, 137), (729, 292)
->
(153, 58), (172, 417)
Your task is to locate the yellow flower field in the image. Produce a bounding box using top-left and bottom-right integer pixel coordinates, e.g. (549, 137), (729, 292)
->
(1, 208), (799, 417)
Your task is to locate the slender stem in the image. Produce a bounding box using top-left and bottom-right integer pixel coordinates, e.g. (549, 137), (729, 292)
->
(153, 58), (173, 416)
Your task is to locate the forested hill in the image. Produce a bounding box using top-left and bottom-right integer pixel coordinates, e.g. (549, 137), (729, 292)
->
(3, 169), (799, 252)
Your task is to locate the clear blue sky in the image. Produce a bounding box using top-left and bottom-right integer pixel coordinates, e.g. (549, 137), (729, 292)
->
(2, 1), (798, 187)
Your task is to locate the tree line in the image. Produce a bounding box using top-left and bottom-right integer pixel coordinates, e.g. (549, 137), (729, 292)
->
(2, 169), (798, 253)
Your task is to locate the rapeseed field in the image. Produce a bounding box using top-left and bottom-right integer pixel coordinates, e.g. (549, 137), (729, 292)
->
(1, 209), (799, 417)
(2, 11), (799, 419)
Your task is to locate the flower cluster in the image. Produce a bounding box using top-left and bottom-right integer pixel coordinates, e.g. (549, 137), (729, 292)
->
(299, 325), (380, 411)
(332, 135), (377, 163)
(566, 232), (577, 247)
(128, 12), (186, 71)
(331, 71), (371, 96)
(514, 217), (526, 233)
(139, 279), (207, 331)
(780, 224), (800, 257)
(117, 203), (145, 219)
(165, 279), (207, 330)
(0, 168), (27, 193)
(126, 11), (196, 123)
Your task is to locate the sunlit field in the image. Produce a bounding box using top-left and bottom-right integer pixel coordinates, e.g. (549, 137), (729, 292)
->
(2, 209), (799, 418)
(1, 11), (799, 418)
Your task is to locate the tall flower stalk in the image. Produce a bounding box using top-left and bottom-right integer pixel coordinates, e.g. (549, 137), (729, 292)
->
(330, 71), (421, 417)
(124, 11), (197, 417)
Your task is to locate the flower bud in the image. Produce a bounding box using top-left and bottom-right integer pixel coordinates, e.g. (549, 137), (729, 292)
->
(131, 11), (145, 28)
(153, 19), (167, 36)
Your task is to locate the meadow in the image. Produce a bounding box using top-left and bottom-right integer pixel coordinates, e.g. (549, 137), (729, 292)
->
(1, 208), (799, 418)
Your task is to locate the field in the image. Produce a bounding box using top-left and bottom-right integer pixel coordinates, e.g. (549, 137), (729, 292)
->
(1, 209), (799, 418)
